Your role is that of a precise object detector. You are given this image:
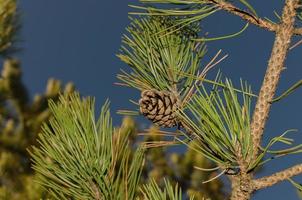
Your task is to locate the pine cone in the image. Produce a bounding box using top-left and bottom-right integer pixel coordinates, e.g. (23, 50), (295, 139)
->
(139, 89), (179, 128)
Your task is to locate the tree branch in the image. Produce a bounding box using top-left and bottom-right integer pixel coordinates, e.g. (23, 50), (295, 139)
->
(250, 0), (299, 161)
(253, 164), (302, 190)
(207, 0), (302, 35)
(230, 174), (253, 200)
(207, 0), (277, 31)
(294, 27), (302, 35)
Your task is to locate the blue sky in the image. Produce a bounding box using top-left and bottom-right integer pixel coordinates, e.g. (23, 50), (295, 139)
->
(16, 1), (302, 199)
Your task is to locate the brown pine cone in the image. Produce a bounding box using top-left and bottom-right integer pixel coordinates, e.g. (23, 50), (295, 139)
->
(139, 89), (179, 128)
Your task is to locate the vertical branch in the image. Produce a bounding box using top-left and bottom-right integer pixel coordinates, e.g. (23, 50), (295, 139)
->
(230, 174), (253, 200)
(230, 144), (253, 200)
(231, 1), (299, 199)
(250, 0), (299, 161)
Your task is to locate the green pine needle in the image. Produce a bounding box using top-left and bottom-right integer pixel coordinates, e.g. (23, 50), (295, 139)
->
(141, 179), (192, 200)
(117, 16), (206, 93)
(178, 79), (253, 169)
(272, 79), (302, 103)
(130, 0), (257, 42)
(30, 93), (144, 200)
(288, 178), (302, 192)
(193, 23), (249, 42)
(251, 129), (302, 170)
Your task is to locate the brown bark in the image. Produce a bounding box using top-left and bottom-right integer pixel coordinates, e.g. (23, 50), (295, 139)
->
(207, 0), (302, 35)
(229, 1), (299, 199)
(294, 27), (302, 35)
(230, 174), (253, 200)
(250, 0), (299, 161)
(208, 0), (277, 32)
(253, 164), (302, 190)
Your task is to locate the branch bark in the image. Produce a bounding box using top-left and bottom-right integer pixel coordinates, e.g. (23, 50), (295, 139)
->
(230, 174), (253, 200)
(229, 0), (300, 199)
(250, 0), (299, 161)
(208, 0), (277, 31)
(253, 164), (302, 190)
(207, 0), (302, 35)
(294, 27), (302, 35)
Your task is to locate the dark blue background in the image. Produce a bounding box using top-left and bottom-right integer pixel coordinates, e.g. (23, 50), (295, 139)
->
(16, 1), (302, 199)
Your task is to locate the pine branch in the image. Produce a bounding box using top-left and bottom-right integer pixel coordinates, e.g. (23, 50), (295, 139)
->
(205, 0), (277, 32)
(294, 27), (302, 35)
(119, 1), (302, 199)
(205, 0), (302, 36)
(30, 94), (145, 200)
(139, 0), (302, 35)
(177, 79), (253, 171)
(225, 0), (301, 199)
(253, 164), (302, 190)
(250, 0), (299, 162)
(207, 0), (302, 36)
(117, 16), (205, 93)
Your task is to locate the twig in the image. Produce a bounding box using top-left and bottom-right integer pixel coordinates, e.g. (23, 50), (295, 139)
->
(294, 27), (302, 35)
(206, 0), (302, 36)
(253, 164), (302, 190)
(207, 0), (276, 32)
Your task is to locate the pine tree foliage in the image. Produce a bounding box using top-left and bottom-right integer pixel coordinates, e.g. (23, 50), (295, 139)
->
(29, 95), (225, 200)
(0, 0), (18, 54)
(117, 16), (206, 93)
(119, 117), (225, 199)
(5, 0), (302, 199)
(179, 80), (253, 171)
(140, 179), (195, 200)
(117, 16), (254, 116)
(0, 0), (229, 200)
(117, 14), (257, 171)
(129, 1), (219, 38)
(0, 1), (77, 198)
(0, 2), (226, 198)
(133, 0), (256, 24)
(0, 59), (75, 199)
(30, 94), (145, 200)
(117, 0), (302, 199)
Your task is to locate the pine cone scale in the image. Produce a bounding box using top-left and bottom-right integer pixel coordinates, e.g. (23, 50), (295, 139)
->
(164, 106), (171, 115)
